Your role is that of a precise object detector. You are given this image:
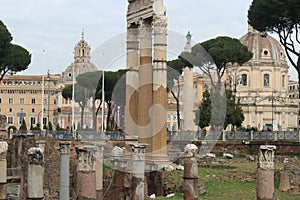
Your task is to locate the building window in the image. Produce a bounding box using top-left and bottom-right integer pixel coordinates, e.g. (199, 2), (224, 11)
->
(241, 74), (247, 86)
(53, 98), (57, 105)
(7, 117), (13, 125)
(282, 75), (285, 87)
(20, 98), (24, 104)
(263, 74), (270, 87)
(0, 98), (1, 104)
(9, 108), (12, 113)
(31, 98), (36, 104)
(43, 117), (47, 125)
(9, 98), (13, 104)
(43, 99), (47, 105)
(19, 117), (24, 125)
(32, 108), (35, 113)
(30, 117), (36, 125)
(167, 114), (170, 120)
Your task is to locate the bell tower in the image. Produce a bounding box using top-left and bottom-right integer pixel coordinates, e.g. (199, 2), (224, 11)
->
(74, 30), (91, 64)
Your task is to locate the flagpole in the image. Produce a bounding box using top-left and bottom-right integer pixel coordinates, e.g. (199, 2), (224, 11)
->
(72, 63), (75, 137)
(41, 50), (45, 130)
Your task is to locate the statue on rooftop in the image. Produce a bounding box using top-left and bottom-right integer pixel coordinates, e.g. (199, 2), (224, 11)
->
(186, 31), (192, 44)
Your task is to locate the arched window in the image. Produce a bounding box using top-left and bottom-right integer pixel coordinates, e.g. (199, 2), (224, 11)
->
(82, 49), (85, 56)
(263, 74), (270, 87)
(282, 74), (285, 87)
(241, 74), (247, 86)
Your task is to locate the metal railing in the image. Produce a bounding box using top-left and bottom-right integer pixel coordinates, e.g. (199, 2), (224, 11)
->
(6, 130), (300, 142)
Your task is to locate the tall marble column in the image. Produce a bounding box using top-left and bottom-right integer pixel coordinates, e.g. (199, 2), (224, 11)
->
(183, 144), (198, 200)
(151, 12), (168, 160)
(27, 147), (44, 200)
(257, 145), (276, 200)
(138, 21), (153, 147)
(0, 142), (8, 200)
(130, 144), (148, 200)
(59, 142), (71, 200)
(76, 146), (96, 200)
(125, 26), (140, 136)
(182, 67), (195, 132)
(126, 0), (169, 162)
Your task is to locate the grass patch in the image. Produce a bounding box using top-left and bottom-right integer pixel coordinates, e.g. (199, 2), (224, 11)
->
(103, 163), (112, 174)
(157, 157), (299, 199)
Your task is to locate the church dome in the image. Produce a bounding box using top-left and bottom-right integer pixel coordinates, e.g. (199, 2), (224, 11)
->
(77, 39), (88, 46)
(240, 27), (286, 63)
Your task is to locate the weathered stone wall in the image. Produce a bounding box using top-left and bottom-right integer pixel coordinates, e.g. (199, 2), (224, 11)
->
(103, 170), (132, 200)
(279, 161), (300, 194)
(7, 136), (78, 199)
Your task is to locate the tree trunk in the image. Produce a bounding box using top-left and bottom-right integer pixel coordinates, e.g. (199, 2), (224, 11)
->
(80, 105), (85, 130)
(297, 55), (300, 130)
(106, 101), (112, 131)
(92, 98), (97, 131)
(176, 79), (181, 130)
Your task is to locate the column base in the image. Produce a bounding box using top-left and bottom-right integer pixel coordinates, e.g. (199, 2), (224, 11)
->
(96, 190), (103, 200)
(145, 154), (171, 171)
(0, 183), (6, 200)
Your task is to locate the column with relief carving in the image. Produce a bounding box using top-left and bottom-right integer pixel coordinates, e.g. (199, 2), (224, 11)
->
(257, 145), (276, 200)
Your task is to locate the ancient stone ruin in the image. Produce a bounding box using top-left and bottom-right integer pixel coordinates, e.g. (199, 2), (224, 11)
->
(125, 0), (168, 163)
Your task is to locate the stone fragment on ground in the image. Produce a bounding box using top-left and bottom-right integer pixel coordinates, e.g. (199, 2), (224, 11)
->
(223, 153), (233, 159)
(206, 153), (216, 158)
(279, 172), (291, 192)
(279, 160), (300, 194)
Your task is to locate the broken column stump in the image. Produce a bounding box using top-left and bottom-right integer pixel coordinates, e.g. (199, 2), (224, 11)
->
(76, 146), (96, 200)
(257, 145), (276, 200)
(130, 144), (148, 200)
(183, 144), (199, 200)
(59, 142), (71, 200)
(94, 143), (104, 200)
(27, 147), (44, 200)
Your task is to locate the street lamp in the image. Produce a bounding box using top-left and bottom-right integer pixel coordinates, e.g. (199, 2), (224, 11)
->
(47, 70), (50, 135)
(228, 71), (241, 99)
(268, 92), (283, 131)
(72, 63), (75, 137)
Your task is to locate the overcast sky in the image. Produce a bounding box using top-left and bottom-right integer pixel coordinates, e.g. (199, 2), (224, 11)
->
(0, 0), (297, 79)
